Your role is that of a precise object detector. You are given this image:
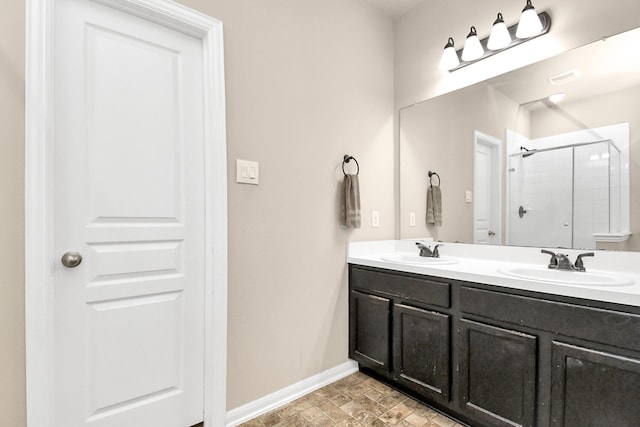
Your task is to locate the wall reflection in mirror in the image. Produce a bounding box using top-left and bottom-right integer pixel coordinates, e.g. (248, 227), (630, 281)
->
(400, 26), (640, 251)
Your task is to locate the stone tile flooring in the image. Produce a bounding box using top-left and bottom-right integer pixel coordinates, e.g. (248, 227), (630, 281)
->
(239, 371), (464, 427)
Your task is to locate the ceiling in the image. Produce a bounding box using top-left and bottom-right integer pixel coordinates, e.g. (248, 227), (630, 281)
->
(363, 0), (424, 19)
(486, 27), (640, 109)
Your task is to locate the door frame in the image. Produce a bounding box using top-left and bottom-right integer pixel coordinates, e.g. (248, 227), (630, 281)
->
(24, 0), (228, 425)
(473, 131), (503, 244)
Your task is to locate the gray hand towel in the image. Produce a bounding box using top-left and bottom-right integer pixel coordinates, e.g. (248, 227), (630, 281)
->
(344, 174), (361, 228)
(426, 185), (442, 226)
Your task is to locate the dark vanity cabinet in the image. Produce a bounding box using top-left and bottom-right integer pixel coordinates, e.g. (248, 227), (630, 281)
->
(393, 303), (450, 402)
(550, 342), (640, 426)
(458, 319), (537, 427)
(349, 267), (451, 403)
(350, 290), (391, 370)
(349, 265), (640, 427)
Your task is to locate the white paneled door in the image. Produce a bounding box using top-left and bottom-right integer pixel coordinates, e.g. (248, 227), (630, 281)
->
(53, 0), (206, 425)
(473, 131), (502, 245)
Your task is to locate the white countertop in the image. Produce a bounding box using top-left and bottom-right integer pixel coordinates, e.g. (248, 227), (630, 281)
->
(348, 240), (640, 308)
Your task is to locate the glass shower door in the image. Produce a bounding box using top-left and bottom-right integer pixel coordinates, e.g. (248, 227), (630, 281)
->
(508, 147), (573, 248)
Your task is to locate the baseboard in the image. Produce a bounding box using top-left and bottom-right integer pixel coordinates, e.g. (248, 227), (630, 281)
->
(225, 360), (359, 426)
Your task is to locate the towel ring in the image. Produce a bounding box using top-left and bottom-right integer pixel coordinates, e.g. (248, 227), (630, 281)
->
(342, 155), (360, 176)
(428, 171), (440, 187)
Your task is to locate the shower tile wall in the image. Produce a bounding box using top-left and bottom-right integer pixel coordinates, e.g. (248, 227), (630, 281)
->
(610, 148), (622, 233)
(573, 142), (611, 249)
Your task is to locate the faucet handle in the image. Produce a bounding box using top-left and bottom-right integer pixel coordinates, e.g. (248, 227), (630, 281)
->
(541, 249), (558, 268)
(432, 244), (442, 258)
(574, 252), (594, 272)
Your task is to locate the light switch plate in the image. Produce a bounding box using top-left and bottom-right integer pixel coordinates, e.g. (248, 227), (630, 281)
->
(465, 190), (472, 203)
(409, 212), (416, 227)
(236, 159), (259, 185)
(372, 211), (380, 228)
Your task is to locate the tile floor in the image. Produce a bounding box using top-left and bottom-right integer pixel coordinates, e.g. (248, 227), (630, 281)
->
(239, 371), (464, 427)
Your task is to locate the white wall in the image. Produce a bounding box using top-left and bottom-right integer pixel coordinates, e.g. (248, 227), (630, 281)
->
(179, 0), (396, 410)
(0, 0), (26, 425)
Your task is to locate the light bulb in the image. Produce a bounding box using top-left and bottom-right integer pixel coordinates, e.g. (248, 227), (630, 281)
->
(516, 0), (543, 39)
(461, 26), (484, 62)
(439, 37), (460, 71)
(548, 93), (566, 104)
(488, 13), (512, 50)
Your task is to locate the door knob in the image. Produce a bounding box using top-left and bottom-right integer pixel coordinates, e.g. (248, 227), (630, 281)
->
(488, 230), (496, 236)
(61, 251), (83, 268)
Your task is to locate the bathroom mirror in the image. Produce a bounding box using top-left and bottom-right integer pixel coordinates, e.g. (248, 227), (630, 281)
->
(400, 26), (640, 251)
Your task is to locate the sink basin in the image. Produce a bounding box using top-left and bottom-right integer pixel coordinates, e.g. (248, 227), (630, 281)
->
(380, 254), (458, 266)
(498, 267), (634, 287)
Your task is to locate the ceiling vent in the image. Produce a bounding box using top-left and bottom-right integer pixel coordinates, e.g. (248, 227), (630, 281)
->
(548, 68), (582, 85)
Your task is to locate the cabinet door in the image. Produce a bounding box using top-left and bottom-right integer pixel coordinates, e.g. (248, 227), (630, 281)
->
(459, 319), (537, 427)
(551, 341), (640, 427)
(393, 304), (450, 403)
(349, 290), (391, 371)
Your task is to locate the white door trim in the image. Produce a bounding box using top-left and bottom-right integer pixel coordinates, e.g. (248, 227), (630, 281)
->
(24, 0), (228, 425)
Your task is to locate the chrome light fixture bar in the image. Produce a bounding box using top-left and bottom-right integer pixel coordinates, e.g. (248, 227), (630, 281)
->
(440, 2), (551, 72)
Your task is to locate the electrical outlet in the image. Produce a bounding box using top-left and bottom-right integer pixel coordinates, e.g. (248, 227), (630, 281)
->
(409, 212), (416, 227)
(372, 211), (380, 228)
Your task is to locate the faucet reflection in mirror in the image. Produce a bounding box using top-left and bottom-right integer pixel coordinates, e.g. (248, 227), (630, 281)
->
(439, 1), (551, 72)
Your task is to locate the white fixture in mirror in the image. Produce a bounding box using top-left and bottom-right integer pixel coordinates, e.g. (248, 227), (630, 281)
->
(548, 68), (582, 85)
(547, 93), (566, 104)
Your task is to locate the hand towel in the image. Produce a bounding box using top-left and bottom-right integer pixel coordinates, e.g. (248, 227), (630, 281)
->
(426, 185), (442, 226)
(343, 174), (361, 228)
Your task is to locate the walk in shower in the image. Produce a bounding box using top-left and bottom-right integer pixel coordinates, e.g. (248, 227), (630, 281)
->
(506, 125), (629, 250)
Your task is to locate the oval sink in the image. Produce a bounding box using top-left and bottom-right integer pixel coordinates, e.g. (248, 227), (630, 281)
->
(498, 267), (634, 287)
(380, 254), (458, 266)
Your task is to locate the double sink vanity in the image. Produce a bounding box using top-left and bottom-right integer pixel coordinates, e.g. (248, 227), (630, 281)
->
(348, 240), (640, 427)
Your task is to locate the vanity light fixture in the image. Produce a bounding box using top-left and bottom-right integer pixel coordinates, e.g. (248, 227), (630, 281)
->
(516, 0), (544, 39)
(439, 1), (551, 72)
(461, 26), (484, 61)
(487, 13), (512, 50)
(439, 38), (460, 71)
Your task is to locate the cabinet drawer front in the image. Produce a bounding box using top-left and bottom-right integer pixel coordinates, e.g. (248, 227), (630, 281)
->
(351, 267), (450, 308)
(551, 341), (640, 427)
(460, 286), (640, 352)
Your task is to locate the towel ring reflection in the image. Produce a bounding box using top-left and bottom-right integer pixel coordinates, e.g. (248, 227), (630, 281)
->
(342, 155), (360, 176)
(428, 171), (440, 187)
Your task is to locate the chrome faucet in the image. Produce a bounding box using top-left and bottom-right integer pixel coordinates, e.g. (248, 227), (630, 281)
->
(416, 242), (441, 258)
(541, 249), (594, 272)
